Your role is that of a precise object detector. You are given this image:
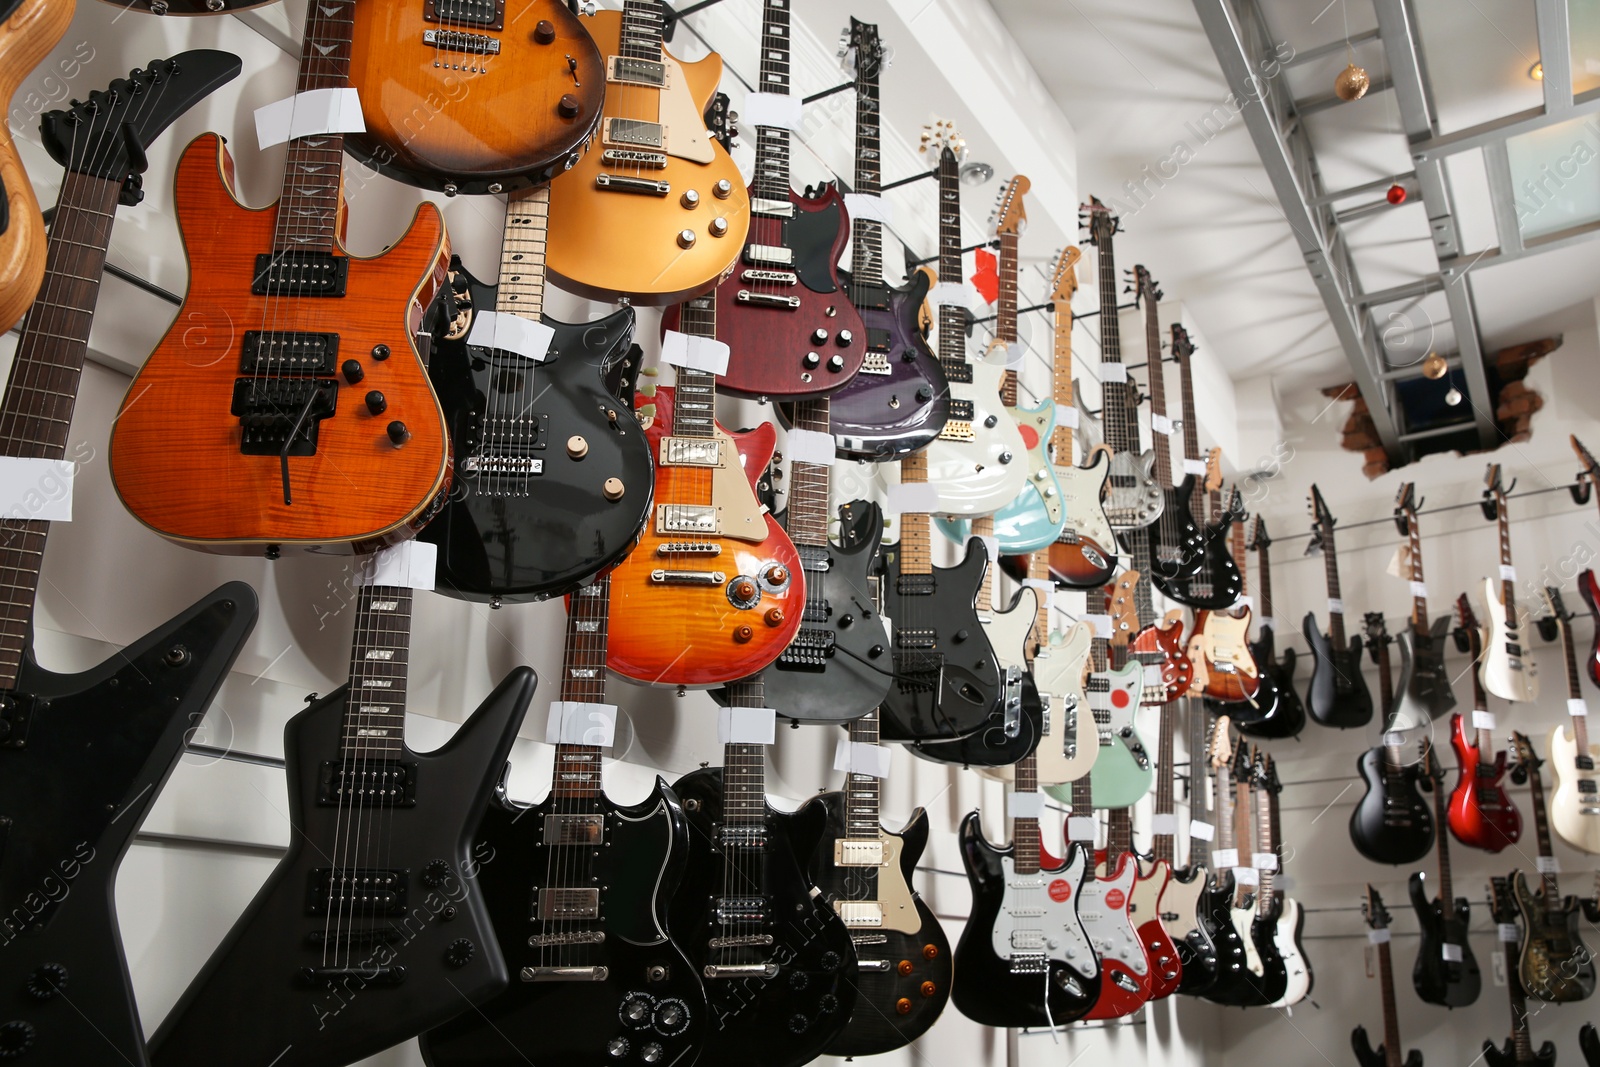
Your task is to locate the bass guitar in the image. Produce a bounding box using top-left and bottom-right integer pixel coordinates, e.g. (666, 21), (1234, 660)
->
(1165, 698), (1220, 996)
(669, 678), (858, 1065)
(604, 295), (805, 688)
(1507, 731), (1596, 1004)
(1353, 885), (1424, 1067)
(1479, 465), (1539, 702)
(420, 187), (651, 602)
(419, 572), (707, 1067)
(1391, 482), (1456, 723)
(1409, 742), (1481, 1007)
(1062, 780), (1149, 1020)
(545, 0), (749, 304)
(1447, 593), (1521, 852)
(110, 0), (454, 553)
(810, 710), (952, 1055)
(1238, 515), (1306, 738)
(1349, 614), (1434, 866)
(1540, 585), (1600, 855)
(1263, 755), (1313, 1008)
(0, 55), (258, 1067)
(1482, 876), (1557, 1067)
(1303, 484), (1374, 728)
(1190, 497), (1263, 707)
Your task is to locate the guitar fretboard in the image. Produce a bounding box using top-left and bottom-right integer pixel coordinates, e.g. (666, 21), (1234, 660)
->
(750, 0), (793, 204)
(1525, 758), (1561, 905)
(495, 186), (550, 317)
(1252, 771), (1275, 900)
(997, 228), (1020, 407)
(845, 710), (883, 838)
(672, 296), (718, 439)
(848, 27), (884, 288)
(1175, 329), (1201, 473)
(1496, 499), (1518, 622)
(618, 0), (665, 61)
(1403, 510), (1429, 628)
(934, 148), (968, 382)
(1376, 937), (1404, 1067)
(1050, 288), (1076, 461)
(895, 450), (932, 576)
(1317, 502), (1347, 648)
(786, 399), (832, 548)
(1139, 276), (1172, 490)
(1255, 532), (1275, 637)
(1012, 752), (1041, 875)
(276, 0), (354, 254)
(343, 580), (414, 759)
(551, 576), (612, 800)
(1094, 224), (1135, 457)
(722, 677), (768, 826)
(1151, 700), (1178, 866)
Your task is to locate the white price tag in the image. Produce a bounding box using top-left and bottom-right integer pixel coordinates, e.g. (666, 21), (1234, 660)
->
(742, 91), (803, 131)
(1082, 613), (1113, 639)
(1008, 792), (1045, 818)
(1234, 595), (1254, 611)
(884, 481), (941, 515)
(544, 701), (619, 747)
(1568, 698), (1589, 717)
(1212, 847), (1239, 869)
(718, 707), (777, 745)
(1328, 598), (1344, 614)
(1151, 813), (1179, 835)
(1059, 406), (1080, 429)
(1150, 414), (1173, 435)
(842, 193), (892, 225)
(1142, 663), (1167, 687)
(1067, 815), (1098, 841)
(466, 311), (555, 363)
(1367, 928), (1391, 945)
(1190, 819), (1215, 842)
(368, 541), (438, 591)
(978, 535), (1000, 566)
(1497, 923), (1519, 943)
(1100, 363), (1127, 384)
(929, 281), (977, 309)
(254, 86), (365, 148)
(1233, 866), (1259, 886)
(1383, 732), (1407, 748)
(660, 329), (731, 376)
(786, 428), (837, 466)
(1259, 616), (1276, 631)
(1472, 710), (1496, 731)
(1183, 458), (1207, 476)
(1441, 943), (1463, 962)
(1500, 564), (1517, 582)
(1253, 852), (1278, 871)
(1023, 577), (1055, 614)
(834, 740), (893, 778)
(0, 457), (75, 522)
(1410, 581), (1428, 598)
(1536, 855), (1561, 874)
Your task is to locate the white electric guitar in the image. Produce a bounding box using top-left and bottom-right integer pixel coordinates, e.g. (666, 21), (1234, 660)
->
(1216, 740), (1264, 979)
(1542, 585), (1600, 854)
(1479, 464), (1539, 702)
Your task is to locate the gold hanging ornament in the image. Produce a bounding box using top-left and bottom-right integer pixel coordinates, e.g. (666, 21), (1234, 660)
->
(1421, 351), (1448, 379)
(1335, 62), (1371, 101)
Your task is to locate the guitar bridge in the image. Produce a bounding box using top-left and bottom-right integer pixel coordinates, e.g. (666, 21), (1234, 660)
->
(777, 626), (834, 669)
(420, 29), (501, 55)
(736, 291), (801, 309)
(232, 378), (336, 456)
(595, 173), (670, 196)
(938, 420), (974, 442)
(600, 148), (667, 169)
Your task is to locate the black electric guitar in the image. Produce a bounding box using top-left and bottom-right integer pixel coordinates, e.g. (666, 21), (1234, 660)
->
(1390, 483), (1456, 724)
(1349, 614), (1434, 865)
(419, 186), (652, 602)
(1157, 698), (1218, 996)
(1582, 1023), (1599, 1065)
(0, 53), (257, 1067)
(1198, 718), (1257, 1007)
(1304, 485), (1374, 728)
(152, 577), (538, 1067)
(1238, 515), (1306, 738)
(1242, 749), (1290, 1007)
(1482, 876), (1557, 1066)
(1409, 741), (1481, 1007)
(810, 710), (951, 1054)
(1353, 885), (1424, 1067)
(669, 678), (858, 1066)
(419, 572), (708, 1067)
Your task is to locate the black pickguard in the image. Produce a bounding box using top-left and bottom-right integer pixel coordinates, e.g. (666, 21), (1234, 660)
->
(786, 191), (848, 294)
(950, 813), (1098, 1026)
(1169, 865), (1220, 996)
(422, 258), (652, 602)
(0, 584), (257, 1067)
(1393, 617), (1457, 726)
(419, 777), (706, 1067)
(1409, 872), (1481, 1008)
(668, 767), (856, 1067)
(1303, 615), (1374, 728)
(1149, 480), (1242, 610)
(1353, 1026), (1424, 1067)
(808, 794), (951, 1056)
(1349, 747), (1434, 865)
(1237, 636), (1306, 739)
(150, 669), (537, 1067)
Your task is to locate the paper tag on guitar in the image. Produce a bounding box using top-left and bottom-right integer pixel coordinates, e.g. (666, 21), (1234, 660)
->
(1182, 458), (1207, 476)
(843, 193), (892, 225)
(1190, 819), (1215, 841)
(0, 457), (75, 522)
(1150, 414), (1173, 435)
(1536, 855), (1561, 874)
(1151, 813), (1179, 835)
(1441, 943), (1463, 962)
(1081, 613), (1113, 639)
(1499, 564), (1516, 581)
(884, 481), (941, 515)
(742, 91), (803, 132)
(1059, 405), (1080, 428)
(255, 86), (366, 148)
(467, 311), (555, 362)
(1142, 663), (1167, 687)
(1008, 792), (1045, 818)
(1568, 698), (1589, 717)
(834, 740), (892, 778)
(718, 707), (776, 745)
(1100, 362), (1127, 383)
(1472, 710), (1496, 730)
(1233, 594), (1254, 611)
(545, 701), (618, 747)
(928, 281), (977, 310)
(1327, 597), (1344, 614)
(1367, 928), (1390, 944)
(1497, 923), (1519, 943)
(1409, 581), (1428, 598)
(661, 330), (731, 376)
(1067, 815), (1098, 841)
(1232, 866), (1259, 886)
(786, 428), (837, 466)
(1211, 847), (1238, 868)
(1253, 852), (1278, 871)
(368, 541), (437, 590)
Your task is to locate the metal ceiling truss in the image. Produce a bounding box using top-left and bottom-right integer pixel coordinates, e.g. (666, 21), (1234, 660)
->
(1191, 0), (1592, 462)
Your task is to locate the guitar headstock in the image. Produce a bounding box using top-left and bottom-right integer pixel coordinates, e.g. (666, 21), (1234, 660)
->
(1361, 884), (1392, 931)
(1250, 746), (1269, 788)
(1048, 246), (1083, 304)
(840, 17), (885, 79)
(919, 120), (966, 166)
(704, 91), (737, 153)
(1131, 264), (1162, 308)
(1079, 195), (1121, 247)
(1231, 738), (1252, 784)
(1393, 481), (1420, 535)
(1266, 753), (1282, 795)
(1542, 584), (1572, 623)
(1308, 484), (1336, 536)
(1224, 485), (1246, 523)
(1363, 612), (1389, 644)
(1208, 715), (1234, 772)
(1108, 570), (1142, 647)
(993, 175), (1030, 236)
(1481, 463), (1514, 521)
(1452, 592), (1483, 655)
(1488, 875), (1519, 927)
(1170, 323), (1195, 364)
(1509, 730), (1543, 778)
(1204, 448), (1224, 494)
(1248, 514), (1271, 553)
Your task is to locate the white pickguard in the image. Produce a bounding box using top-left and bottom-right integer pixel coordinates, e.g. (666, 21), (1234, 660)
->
(1054, 451), (1117, 561)
(921, 358), (1029, 515)
(983, 587), (1037, 672)
(1230, 898), (1264, 976)
(1270, 896), (1312, 1007)
(1549, 722), (1600, 855)
(1079, 859), (1147, 974)
(974, 620), (1093, 787)
(989, 850), (1098, 979)
(1157, 866), (1209, 953)
(1480, 577), (1539, 702)
(1072, 379), (1163, 530)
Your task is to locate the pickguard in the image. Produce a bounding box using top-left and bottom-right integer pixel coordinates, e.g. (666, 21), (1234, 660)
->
(988, 853), (1096, 978)
(657, 431), (770, 543)
(651, 54), (714, 163)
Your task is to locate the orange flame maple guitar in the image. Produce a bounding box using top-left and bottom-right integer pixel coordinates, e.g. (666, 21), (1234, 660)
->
(109, 0), (453, 553)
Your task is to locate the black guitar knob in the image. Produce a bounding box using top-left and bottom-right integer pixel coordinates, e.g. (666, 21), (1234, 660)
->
(653, 999), (688, 1034)
(811, 328), (829, 344)
(868, 644), (884, 658)
(444, 938), (474, 968)
(365, 390), (387, 415)
(803, 352), (820, 368)
(984, 414), (998, 428)
(341, 359), (364, 384)
(953, 629), (969, 643)
(819, 951), (841, 970)
(787, 970), (809, 991)
(25, 964), (66, 1000)
(827, 354), (845, 372)
(606, 1037), (629, 1059)
(371, 343), (391, 361)
(422, 859), (453, 888)
(0, 1021), (35, 1058)
(788, 1013), (810, 1034)
(818, 994), (839, 1013)
(639, 1043), (664, 1064)
(916, 386), (934, 401)
(622, 994), (652, 1024)
(387, 421), (412, 447)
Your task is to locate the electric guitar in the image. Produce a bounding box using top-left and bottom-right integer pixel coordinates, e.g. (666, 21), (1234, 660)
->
(603, 295), (805, 688)
(1264, 755), (1313, 1008)
(1076, 198), (1163, 531)
(544, 0), (749, 304)
(1242, 749), (1290, 1007)
(1304, 484), (1374, 728)
(109, 0), (454, 554)
(1167, 698), (1221, 996)
(952, 751), (1099, 1027)
(0, 55), (259, 1067)
(1480, 464), (1539, 702)
(659, 0), (865, 399)
(1190, 498), (1263, 707)
(1064, 783), (1151, 1020)
(1447, 593), (1522, 852)
(1197, 718), (1255, 1005)
(1120, 803), (1185, 1002)
(1506, 731), (1596, 1004)
(1541, 586), (1600, 854)
(1353, 885), (1424, 1067)
(1409, 741), (1481, 1007)
(346, 0), (602, 194)
(1204, 740), (1270, 1006)
(0, 0), (71, 334)
(151, 561), (539, 1067)
(1482, 876), (1557, 1066)
(810, 710), (952, 1055)
(419, 572), (708, 1067)
(669, 677), (858, 1065)
(1024, 547), (1097, 786)
(1572, 436), (1600, 685)
(1390, 482), (1456, 723)
(1349, 614), (1435, 865)
(419, 188), (652, 602)
(1238, 515), (1306, 738)
(1583, 1022), (1599, 1065)
(816, 18), (949, 459)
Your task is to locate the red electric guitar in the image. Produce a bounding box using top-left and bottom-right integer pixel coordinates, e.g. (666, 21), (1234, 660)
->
(1057, 772), (1152, 1020)
(1572, 435), (1600, 685)
(1447, 593), (1522, 852)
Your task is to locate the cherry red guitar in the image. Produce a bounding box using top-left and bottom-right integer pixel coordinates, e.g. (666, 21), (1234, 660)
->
(1571, 436), (1600, 685)
(1448, 593), (1522, 852)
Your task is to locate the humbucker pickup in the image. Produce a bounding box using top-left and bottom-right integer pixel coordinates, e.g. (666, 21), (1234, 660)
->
(601, 148), (667, 169)
(241, 331), (338, 374)
(714, 897), (767, 923)
(535, 887), (600, 920)
(523, 965), (610, 982)
(529, 930), (606, 947)
(657, 542), (721, 555)
(743, 244), (794, 267)
(544, 814), (605, 845)
(604, 117), (664, 149)
(608, 55), (667, 88)
(943, 361), (974, 385)
(833, 839), (885, 866)
(895, 572), (935, 596)
(308, 868), (408, 915)
(719, 825), (766, 848)
(595, 173), (670, 196)
(661, 437), (723, 467)
(894, 628), (936, 650)
(834, 901), (884, 927)
(421, 29), (500, 55)
(426, 0), (501, 27)
(736, 290), (801, 309)
(938, 420), (974, 442)
(317, 760), (417, 807)
(947, 399), (975, 421)
(252, 252), (348, 297)
(656, 503), (719, 535)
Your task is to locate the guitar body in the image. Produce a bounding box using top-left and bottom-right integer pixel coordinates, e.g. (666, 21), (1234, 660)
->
(0, 0), (71, 333)
(1075, 381), (1163, 530)
(1247, 898), (1291, 1007)
(0, 584), (256, 1067)
(1049, 451), (1120, 588)
(1136, 859), (1183, 999)
(1482, 1037), (1557, 1066)
(421, 259), (650, 601)
(418, 778), (706, 1067)
(1199, 872), (1255, 1005)
(663, 185), (865, 399)
(1350, 747), (1434, 865)
(1447, 714), (1521, 852)
(1582, 1021), (1599, 1065)
(938, 400), (1066, 552)
(1481, 577), (1539, 702)
(345, 0), (603, 193)
(1231, 898), (1264, 982)
(1513, 870), (1597, 1003)
(151, 668), (538, 1067)
(1409, 872), (1481, 1007)
(1393, 616), (1457, 725)
(108, 133), (452, 553)
(1303, 614), (1373, 728)
(1045, 661), (1153, 810)
(1078, 851), (1152, 1019)
(1352, 1027), (1424, 1067)
(1152, 482), (1243, 609)
(1548, 721), (1600, 855)
(1582, 569), (1600, 687)
(1237, 633), (1306, 739)
(909, 649), (1043, 769)
(604, 386), (804, 687)
(919, 359), (1029, 516)
(668, 768), (856, 1067)
(1270, 895), (1313, 1007)
(810, 797), (951, 1056)
(1166, 864), (1219, 996)
(1190, 608), (1261, 705)
(1030, 621), (1097, 785)
(952, 814), (1098, 1027)
(544, 10), (749, 304)
(819, 271), (949, 460)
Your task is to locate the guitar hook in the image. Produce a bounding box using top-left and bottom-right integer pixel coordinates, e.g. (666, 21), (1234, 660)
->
(1536, 614), (1560, 643)
(1570, 476), (1592, 506)
(1391, 507), (1408, 536)
(1479, 488), (1498, 521)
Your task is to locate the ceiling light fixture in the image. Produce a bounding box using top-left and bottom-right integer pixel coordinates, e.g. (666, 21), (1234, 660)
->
(1530, 60), (1544, 81)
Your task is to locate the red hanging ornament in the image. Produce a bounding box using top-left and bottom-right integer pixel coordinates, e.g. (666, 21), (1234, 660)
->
(1386, 184), (1408, 205)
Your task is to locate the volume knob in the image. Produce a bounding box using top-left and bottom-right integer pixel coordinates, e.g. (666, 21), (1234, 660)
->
(387, 421), (412, 447)
(444, 938), (475, 968)
(341, 359), (364, 384)
(422, 859), (453, 888)
(533, 19), (556, 43)
(365, 390), (387, 415)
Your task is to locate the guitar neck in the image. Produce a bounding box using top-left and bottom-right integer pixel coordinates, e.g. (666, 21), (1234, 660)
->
(721, 677), (768, 826)
(1050, 300), (1075, 461)
(998, 230), (1019, 407)
(342, 581), (414, 759)
(1142, 291), (1171, 489)
(845, 710), (883, 837)
(278, 0), (356, 254)
(848, 33), (884, 287)
(1377, 941), (1404, 1067)
(673, 296), (719, 439)
(1107, 805), (1134, 858)
(934, 150), (968, 382)
(1186, 699), (1208, 858)
(896, 450), (932, 575)
(1498, 508), (1518, 619)
(786, 399), (833, 548)
(551, 574), (612, 801)
(1405, 514), (1428, 627)
(496, 185), (550, 316)
(1324, 532), (1346, 646)
(749, 0), (793, 202)
(1176, 334), (1200, 473)
(1094, 233), (1134, 456)
(1253, 781), (1274, 898)
(1256, 540), (1275, 637)
(1432, 769), (1453, 904)
(972, 514), (994, 614)
(1469, 633), (1492, 748)
(619, 0), (666, 59)
(1028, 549), (1050, 660)
(1373, 637), (1394, 712)
(1212, 762), (1234, 860)
(1232, 520), (1249, 599)
(1526, 764), (1560, 901)
(1559, 618), (1593, 756)
(1013, 753), (1042, 874)
(1152, 701), (1177, 866)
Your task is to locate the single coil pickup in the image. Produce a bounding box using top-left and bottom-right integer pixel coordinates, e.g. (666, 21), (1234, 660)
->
(307, 868), (409, 916)
(305, 927), (401, 947)
(719, 825), (766, 848)
(736, 290), (801, 310)
(252, 251), (348, 297)
(896, 573), (936, 597)
(522, 965), (611, 982)
(1008, 952), (1048, 975)
(850, 933), (889, 946)
(894, 628), (936, 650)
(656, 503), (719, 535)
(714, 897), (767, 923)
(708, 934), (774, 949)
(947, 399), (974, 421)
(800, 602), (831, 624)
(241, 331), (339, 374)
(750, 197), (795, 218)
(596, 173), (670, 196)
(608, 55), (666, 88)
(421, 28), (500, 55)
(661, 436), (722, 467)
(529, 930), (606, 948)
(544, 813), (605, 845)
(858, 353), (892, 376)
(462, 455), (544, 477)
(300, 966), (406, 987)
(938, 419), (974, 442)
(743, 243), (794, 267)
(703, 963), (779, 979)
(426, 0), (501, 27)
(739, 268), (798, 286)
(317, 760), (417, 807)
(600, 148), (668, 169)
(232, 378), (336, 457)
(604, 117), (664, 149)
(657, 542), (721, 556)
(855, 959), (893, 971)
(777, 627), (834, 669)
(535, 887), (599, 921)
(942, 361), (974, 385)
(833, 839), (885, 866)
(650, 569), (726, 586)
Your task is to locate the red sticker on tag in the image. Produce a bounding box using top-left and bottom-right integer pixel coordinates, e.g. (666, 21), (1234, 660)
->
(1048, 879), (1072, 902)
(1104, 888), (1126, 910)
